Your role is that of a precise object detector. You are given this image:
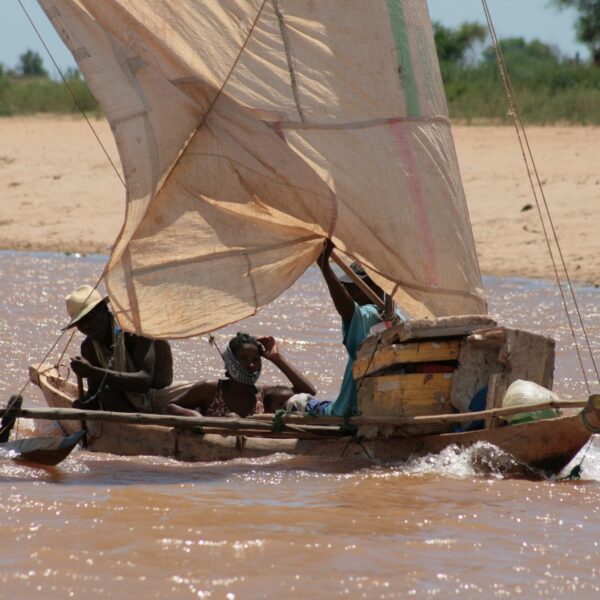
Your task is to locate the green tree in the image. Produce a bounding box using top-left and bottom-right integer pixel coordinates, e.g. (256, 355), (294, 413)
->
(552, 0), (600, 64)
(433, 21), (487, 65)
(64, 67), (81, 80)
(482, 37), (561, 70)
(481, 37), (570, 91)
(17, 50), (48, 77)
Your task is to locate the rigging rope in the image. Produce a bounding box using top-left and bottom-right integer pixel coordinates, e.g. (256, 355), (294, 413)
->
(12, 0), (122, 403)
(481, 0), (600, 393)
(17, 0), (125, 188)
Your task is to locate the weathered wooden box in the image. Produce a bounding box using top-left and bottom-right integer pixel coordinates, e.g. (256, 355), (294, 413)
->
(354, 316), (555, 438)
(356, 339), (459, 436)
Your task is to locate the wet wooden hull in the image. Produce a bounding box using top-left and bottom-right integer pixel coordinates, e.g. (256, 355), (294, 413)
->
(30, 365), (591, 475)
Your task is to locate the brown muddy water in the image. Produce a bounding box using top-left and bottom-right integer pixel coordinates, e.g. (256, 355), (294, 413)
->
(1, 251), (600, 599)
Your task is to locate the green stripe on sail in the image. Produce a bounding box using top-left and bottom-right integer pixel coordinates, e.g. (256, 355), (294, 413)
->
(386, 0), (420, 117)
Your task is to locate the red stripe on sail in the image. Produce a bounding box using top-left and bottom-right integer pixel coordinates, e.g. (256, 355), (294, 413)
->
(388, 119), (437, 286)
(272, 121), (286, 141)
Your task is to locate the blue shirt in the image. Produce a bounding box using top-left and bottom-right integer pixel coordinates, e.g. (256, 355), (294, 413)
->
(324, 303), (381, 416)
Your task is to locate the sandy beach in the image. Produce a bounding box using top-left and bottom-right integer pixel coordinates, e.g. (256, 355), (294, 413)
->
(1, 116), (599, 284)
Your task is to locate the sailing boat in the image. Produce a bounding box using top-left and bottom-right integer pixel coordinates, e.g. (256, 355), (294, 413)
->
(29, 0), (600, 475)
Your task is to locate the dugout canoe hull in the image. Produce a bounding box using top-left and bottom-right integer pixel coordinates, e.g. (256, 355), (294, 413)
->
(29, 365), (592, 476)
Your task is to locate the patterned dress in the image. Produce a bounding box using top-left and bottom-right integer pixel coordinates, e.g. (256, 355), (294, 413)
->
(206, 380), (265, 417)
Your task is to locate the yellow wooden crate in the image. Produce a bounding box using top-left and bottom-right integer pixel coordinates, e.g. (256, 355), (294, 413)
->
(357, 373), (453, 417)
(353, 339), (460, 380)
(357, 373), (454, 436)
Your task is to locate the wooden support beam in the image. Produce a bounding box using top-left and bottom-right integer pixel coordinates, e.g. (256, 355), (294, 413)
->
(255, 399), (586, 425)
(330, 250), (385, 310)
(1, 400), (585, 430)
(1, 407), (274, 431)
(353, 339), (460, 379)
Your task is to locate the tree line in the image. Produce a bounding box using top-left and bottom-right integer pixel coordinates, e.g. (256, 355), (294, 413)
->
(434, 20), (600, 124)
(2, 0), (600, 123)
(0, 50), (97, 116)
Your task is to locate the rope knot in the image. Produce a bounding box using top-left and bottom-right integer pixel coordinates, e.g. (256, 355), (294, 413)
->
(272, 408), (287, 433)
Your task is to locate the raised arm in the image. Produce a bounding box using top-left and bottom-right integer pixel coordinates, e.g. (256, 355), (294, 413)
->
(317, 239), (355, 322)
(258, 336), (317, 396)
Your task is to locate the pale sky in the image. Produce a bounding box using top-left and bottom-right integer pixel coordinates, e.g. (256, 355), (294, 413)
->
(0, 0), (589, 77)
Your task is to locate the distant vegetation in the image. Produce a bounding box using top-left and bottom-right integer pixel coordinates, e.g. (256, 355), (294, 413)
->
(2, 30), (600, 124)
(552, 0), (600, 65)
(0, 50), (99, 116)
(435, 22), (600, 124)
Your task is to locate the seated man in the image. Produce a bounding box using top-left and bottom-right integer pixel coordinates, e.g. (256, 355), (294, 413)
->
(317, 240), (384, 417)
(63, 284), (196, 415)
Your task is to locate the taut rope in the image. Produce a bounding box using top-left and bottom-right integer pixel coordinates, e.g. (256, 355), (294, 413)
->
(17, 0), (125, 188)
(481, 0), (600, 393)
(11, 1), (125, 404)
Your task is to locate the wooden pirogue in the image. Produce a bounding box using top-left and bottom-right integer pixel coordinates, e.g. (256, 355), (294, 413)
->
(26, 2), (598, 477)
(28, 317), (600, 477)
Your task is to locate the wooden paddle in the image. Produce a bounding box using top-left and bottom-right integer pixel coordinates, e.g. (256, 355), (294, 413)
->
(0, 395), (22, 443)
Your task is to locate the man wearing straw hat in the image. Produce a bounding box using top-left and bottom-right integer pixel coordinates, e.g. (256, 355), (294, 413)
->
(63, 285), (197, 415)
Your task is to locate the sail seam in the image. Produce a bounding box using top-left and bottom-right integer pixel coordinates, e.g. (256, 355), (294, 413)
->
(388, 281), (484, 301)
(138, 0), (269, 220)
(271, 0), (305, 124)
(108, 38), (161, 199)
(120, 248), (142, 333)
(272, 115), (450, 131)
(125, 235), (323, 277)
(386, 0), (420, 116)
(244, 254), (260, 317)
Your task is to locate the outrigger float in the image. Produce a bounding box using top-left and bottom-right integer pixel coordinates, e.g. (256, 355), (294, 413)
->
(0, 395), (84, 466)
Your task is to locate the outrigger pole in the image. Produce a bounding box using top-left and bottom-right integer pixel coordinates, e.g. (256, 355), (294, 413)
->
(0, 399), (591, 437)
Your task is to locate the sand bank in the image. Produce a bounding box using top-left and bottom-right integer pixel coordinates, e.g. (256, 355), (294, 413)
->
(1, 116), (599, 284)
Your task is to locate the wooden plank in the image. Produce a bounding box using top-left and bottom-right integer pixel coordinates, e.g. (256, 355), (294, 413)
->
(502, 329), (555, 387)
(357, 373), (453, 417)
(357, 372), (454, 438)
(450, 330), (505, 412)
(484, 373), (508, 429)
(358, 315), (497, 358)
(353, 339), (460, 379)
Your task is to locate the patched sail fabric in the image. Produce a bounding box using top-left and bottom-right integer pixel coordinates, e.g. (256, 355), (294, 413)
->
(40, 0), (486, 338)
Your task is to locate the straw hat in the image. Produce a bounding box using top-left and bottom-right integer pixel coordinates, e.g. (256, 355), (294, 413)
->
(62, 285), (109, 330)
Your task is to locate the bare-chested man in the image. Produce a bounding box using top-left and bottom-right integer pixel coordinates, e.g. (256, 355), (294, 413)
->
(63, 285), (196, 415)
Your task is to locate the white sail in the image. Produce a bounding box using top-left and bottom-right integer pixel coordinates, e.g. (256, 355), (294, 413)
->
(39, 0), (486, 338)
